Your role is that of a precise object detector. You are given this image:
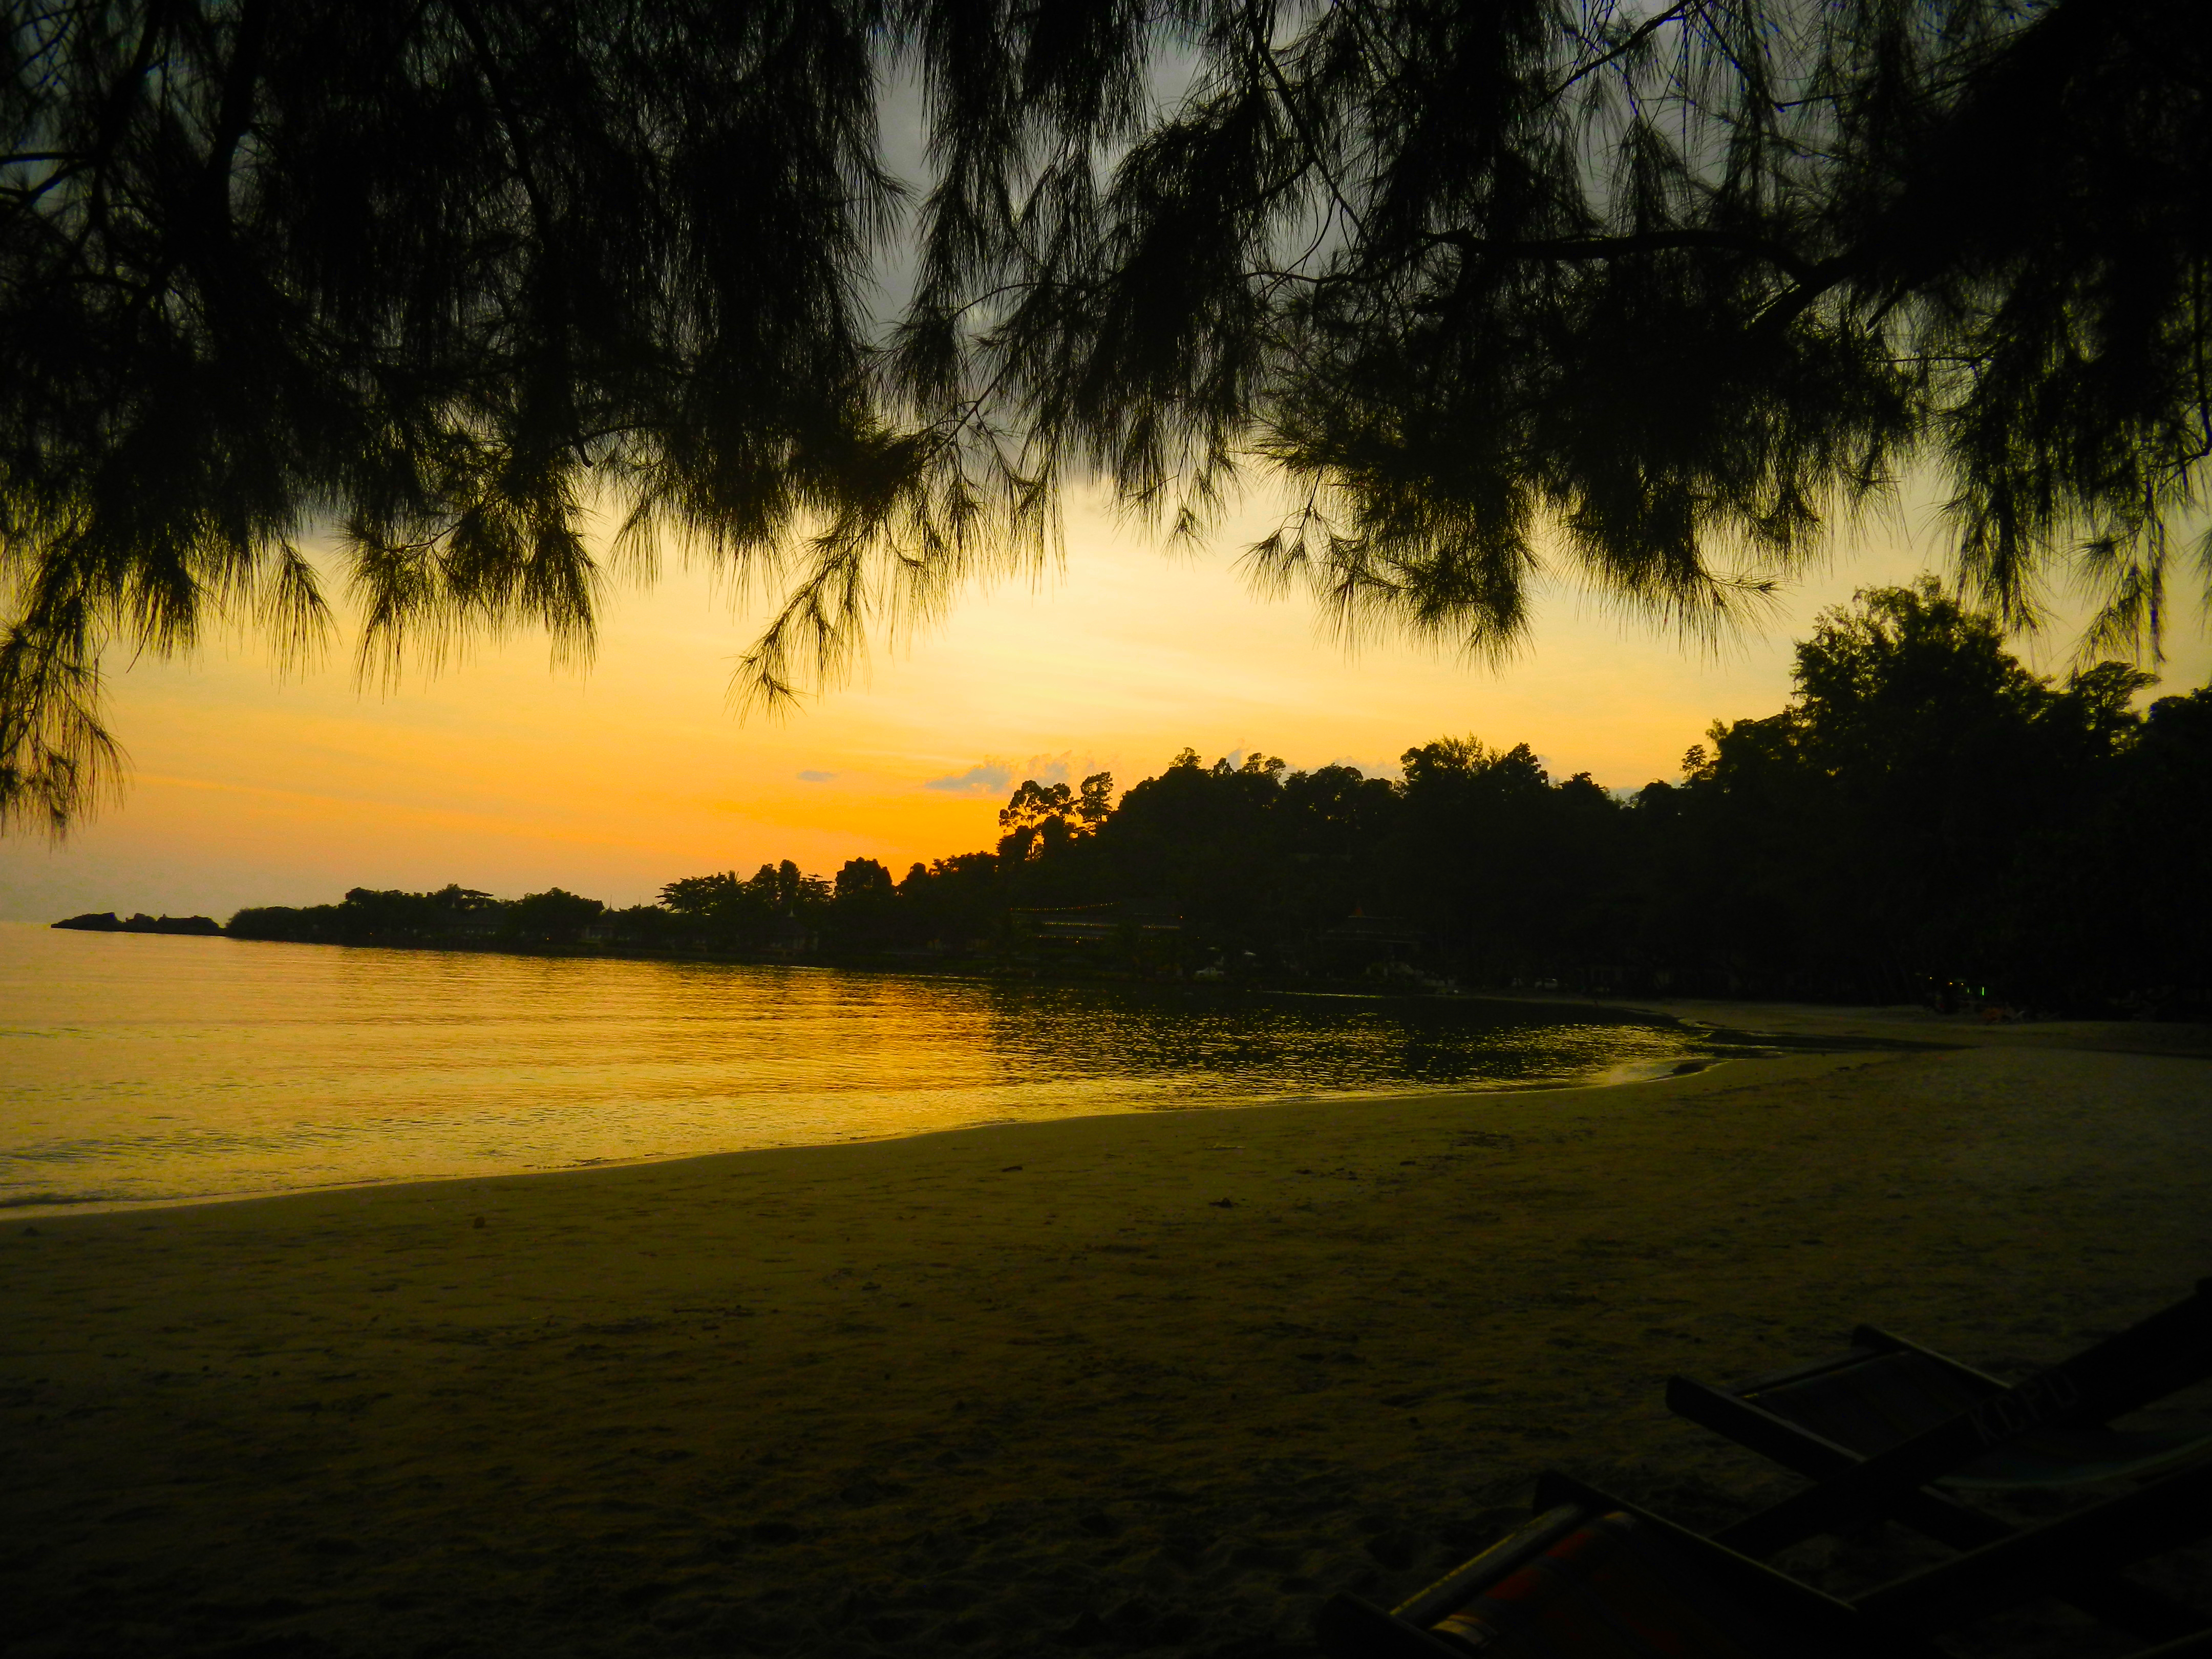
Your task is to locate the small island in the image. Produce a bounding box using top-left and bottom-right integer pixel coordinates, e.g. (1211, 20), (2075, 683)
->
(51, 911), (222, 936)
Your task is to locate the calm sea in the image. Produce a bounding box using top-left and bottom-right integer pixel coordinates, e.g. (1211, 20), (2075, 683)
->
(0, 921), (1713, 1216)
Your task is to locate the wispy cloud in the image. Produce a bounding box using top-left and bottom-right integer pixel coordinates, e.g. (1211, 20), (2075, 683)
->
(796, 769), (837, 783)
(921, 750), (1116, 796)
(1328, 755), (1399, 780)
(923, 762), (1013, 795)
(1019, 753), (1071, 786)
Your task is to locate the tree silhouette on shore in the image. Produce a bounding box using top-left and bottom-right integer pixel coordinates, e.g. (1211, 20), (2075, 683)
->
(223, 586), (2212, 1013)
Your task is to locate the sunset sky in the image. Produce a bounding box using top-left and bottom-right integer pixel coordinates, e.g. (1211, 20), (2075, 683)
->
(3, 483), (2205, 924)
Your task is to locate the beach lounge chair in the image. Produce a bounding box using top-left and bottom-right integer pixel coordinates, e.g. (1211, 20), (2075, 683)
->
(1315, 1474), (1925, 1658)
(1664, 1282), (2212, 1564)
(1314, 1460), (2212, 1658)
(1661, 1281), (2212, 1641)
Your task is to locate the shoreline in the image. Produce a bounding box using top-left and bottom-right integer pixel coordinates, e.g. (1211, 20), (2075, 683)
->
(24, 979), (2200, 1228)
(11, 932), (1871, 1224)
(2, 1048), (1753, 1225)
(8, 1035), (2209, 1657)
(11, 983), (2200, 1230)
(1604, 993), (2212, 1060)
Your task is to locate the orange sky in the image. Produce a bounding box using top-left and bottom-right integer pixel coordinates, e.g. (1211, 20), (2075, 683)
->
(3, 485), (2205, 922)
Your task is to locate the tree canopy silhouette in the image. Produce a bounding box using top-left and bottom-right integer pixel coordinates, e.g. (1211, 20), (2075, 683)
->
(225, 584), (2212, 1010)
(6, 0), (2208, 832)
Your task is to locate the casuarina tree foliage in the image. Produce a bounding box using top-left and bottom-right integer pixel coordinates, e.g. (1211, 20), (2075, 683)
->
(6, 1), (2208, 832)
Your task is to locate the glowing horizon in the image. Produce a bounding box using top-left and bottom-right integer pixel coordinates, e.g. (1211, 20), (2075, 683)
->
(3, 486), (2205, 924)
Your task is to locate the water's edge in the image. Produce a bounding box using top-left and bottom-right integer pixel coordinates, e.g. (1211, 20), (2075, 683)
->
(2, 926), (1775, 1219)
(4, 1053), (1748, 1223)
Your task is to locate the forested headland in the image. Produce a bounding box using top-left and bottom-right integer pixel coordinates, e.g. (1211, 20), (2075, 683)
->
(226, 586), (2212, 1016)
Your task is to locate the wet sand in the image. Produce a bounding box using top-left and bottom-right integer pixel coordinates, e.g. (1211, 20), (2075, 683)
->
(5, 1012), (2209, 1658)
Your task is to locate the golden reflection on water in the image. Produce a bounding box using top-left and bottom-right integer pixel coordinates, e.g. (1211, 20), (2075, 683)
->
(0, 923), (1706, 1214)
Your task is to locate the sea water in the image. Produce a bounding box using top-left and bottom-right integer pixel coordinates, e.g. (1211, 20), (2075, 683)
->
(0, 921), (1714, 1215)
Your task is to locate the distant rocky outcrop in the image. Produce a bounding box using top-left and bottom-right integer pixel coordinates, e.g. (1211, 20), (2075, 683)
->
(51, 912), (222, 936)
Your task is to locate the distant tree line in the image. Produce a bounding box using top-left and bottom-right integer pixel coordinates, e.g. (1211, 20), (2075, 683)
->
(228, 884), (607, 948)
(225, 585), (2212, 1015)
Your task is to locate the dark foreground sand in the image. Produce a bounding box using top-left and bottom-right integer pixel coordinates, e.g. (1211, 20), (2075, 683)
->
(5, 1010), (2210, 1659)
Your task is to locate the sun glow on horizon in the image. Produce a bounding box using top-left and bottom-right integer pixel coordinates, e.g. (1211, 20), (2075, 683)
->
(4, 486), (2206, 923)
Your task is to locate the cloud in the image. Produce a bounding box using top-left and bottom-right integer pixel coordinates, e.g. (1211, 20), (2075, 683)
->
(922, 751), (1114, 796)
(923, 762), (1013, 795)
(796, 769), (837, 783)
(1328, 755), (1401, 780)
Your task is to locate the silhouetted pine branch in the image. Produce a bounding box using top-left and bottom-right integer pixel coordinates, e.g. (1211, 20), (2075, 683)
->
(6, 1), (2209, 834)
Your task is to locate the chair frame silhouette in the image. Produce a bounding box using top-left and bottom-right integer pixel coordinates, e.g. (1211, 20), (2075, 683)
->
(1316, 1474), (1931, 1658)
(1665, 1281), (2212, 1641)
(1315, 1462), (2212, 1658)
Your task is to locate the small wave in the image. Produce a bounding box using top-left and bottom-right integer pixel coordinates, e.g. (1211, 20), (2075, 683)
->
(0, 1189), (135, 1209)
(1588, 1058), (1694, 1087)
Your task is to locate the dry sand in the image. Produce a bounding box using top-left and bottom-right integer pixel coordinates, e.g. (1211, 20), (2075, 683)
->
(4, 1008), (2210, 1659)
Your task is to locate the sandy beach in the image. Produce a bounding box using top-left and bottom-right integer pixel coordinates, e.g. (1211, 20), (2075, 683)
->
(5, 1007), (2209, 1658)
